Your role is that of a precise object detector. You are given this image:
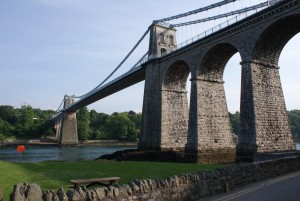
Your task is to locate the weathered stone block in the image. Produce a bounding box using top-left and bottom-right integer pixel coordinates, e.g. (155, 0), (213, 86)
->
(10, 183), (42, 201)
(56, 188), (68, 201)
(42, 189), (59, 201)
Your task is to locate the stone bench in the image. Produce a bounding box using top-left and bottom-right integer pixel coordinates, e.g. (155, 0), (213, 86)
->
(70, 177), (120, 188)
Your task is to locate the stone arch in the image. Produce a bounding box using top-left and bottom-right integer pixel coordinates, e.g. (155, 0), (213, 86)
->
(161, 48), (167, 56)
(190, 43), (239, 163)
(168, 35), (175, 47)
(198, 43), (239, 81)
(163, 60), (190, 91)
(159, 32), (165, 44)
(253, 15), (300, 65)
(237, 15), (299, 160)
(161, 60), (191, 151)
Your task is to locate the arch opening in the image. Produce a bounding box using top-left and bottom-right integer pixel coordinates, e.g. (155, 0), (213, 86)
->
(161, 60), (191, 151)
(253, 15), (300, 65)
(224, 53), (242, 139)
(280, 33), (300, 110)
(279, 33), (300, 141)
(194, 43), (240, 163)
(161, 48), (167, 56)
(199, 44), (238, 81)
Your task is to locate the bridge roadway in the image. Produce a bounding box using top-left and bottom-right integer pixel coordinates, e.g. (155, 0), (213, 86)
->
(198, 171), (300, 201)
(64, 66), (146, 112)
(62, 0), (290, 115)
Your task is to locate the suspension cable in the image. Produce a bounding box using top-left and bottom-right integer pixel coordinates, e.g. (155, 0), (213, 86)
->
(154, 0), (237, 23)
(57, 0), (282, 112)
(170, 1), (272, 27)
(55, 98), (65, 112)
(72, 28), (150, 99)
(131, 51), (148, 70)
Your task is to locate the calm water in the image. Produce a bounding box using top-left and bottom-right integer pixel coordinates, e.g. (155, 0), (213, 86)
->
(0, 146), (136, 162)
(0, 144), (299, 162)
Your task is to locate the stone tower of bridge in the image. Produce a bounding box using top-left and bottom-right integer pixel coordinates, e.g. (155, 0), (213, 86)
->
(58, 95), (78, 146)
(140, 22), (237, 164)
(148, 23), (177, 59)
(140, 23), (236, 163)
(140, 23), (181, 151)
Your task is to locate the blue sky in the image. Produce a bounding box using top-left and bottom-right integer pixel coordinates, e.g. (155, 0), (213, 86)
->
(0, 0), (299, 114)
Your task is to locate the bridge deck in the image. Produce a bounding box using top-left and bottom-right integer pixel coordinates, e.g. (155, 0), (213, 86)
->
(65, 66), (146, 112)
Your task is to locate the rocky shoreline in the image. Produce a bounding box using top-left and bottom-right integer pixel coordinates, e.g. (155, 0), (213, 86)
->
(97, 149), (187, 162)
(0, 139), (57, 147)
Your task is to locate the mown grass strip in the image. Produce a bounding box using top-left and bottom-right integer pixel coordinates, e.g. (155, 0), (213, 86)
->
(0, 160), (223, 200)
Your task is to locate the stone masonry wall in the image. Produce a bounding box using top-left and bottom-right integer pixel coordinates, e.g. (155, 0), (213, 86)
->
(161, 61), (190, 151)
(161, 90), (189, 151)
(250, 62), (295, 153)
(10, 156), (300, 201)
(237, 62), (257, 160)
(59, 112), (78, 145)
(194, 79), (236, 163)
(59, 96), (78, 145)
(139, 62), (162, 150)
(140, 1), (299, 162)
(237, 61), (296, 161)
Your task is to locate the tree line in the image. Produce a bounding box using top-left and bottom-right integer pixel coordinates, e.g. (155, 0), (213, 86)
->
(76, 107), (141, 141)
(0, 105), (299, 141)
(0, 105), (142, 142)
(0, 105), (55, 140)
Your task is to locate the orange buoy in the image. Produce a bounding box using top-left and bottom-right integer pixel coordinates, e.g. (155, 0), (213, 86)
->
(17, 145), (25, 153)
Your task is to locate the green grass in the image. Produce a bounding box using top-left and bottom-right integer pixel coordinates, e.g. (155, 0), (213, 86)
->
(0, 160), (223, 200)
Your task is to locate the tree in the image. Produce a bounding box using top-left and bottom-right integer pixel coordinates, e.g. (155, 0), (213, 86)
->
(0, 105), (18, 124)
(128, 112), (142, 141)
(30, 108), (56, 138)
(0, 117), (14, 139)
(90, 129), (107, 140)
(288, 110), (300, 138)
(0, 104), (56, 139)
(90, 110), (108, 130)
(89, 110), (108, 140)
(229, 111), (240, 135)
(105, 112), (139, 141)
(15, 105), (35, 138)
(77, 107), (90, 140)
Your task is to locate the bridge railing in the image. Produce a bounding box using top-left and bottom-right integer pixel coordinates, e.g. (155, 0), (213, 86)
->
(59, 0), (283, 114)
(78, 59), (146, 101)
(75, 0), (283, 102)
(149, 0), (282, 59)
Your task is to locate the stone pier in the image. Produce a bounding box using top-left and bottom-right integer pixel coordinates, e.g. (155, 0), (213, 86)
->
(58, 96), (78, 146)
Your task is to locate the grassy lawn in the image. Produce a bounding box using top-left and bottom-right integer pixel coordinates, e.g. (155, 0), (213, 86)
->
(0, 160), (223, 200)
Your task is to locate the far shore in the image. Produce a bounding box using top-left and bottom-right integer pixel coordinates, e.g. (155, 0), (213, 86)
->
(294, 138), (300, 143)
(1, 138), (298, 147)
(0, 139), (138, 147)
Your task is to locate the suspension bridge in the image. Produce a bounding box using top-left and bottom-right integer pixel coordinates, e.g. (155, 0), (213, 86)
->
(53, 0), (299, 163)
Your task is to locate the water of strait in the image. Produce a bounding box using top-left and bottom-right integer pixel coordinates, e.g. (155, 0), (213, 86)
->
(0, 146), (136, 162)
(0, 144), (299, 162)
